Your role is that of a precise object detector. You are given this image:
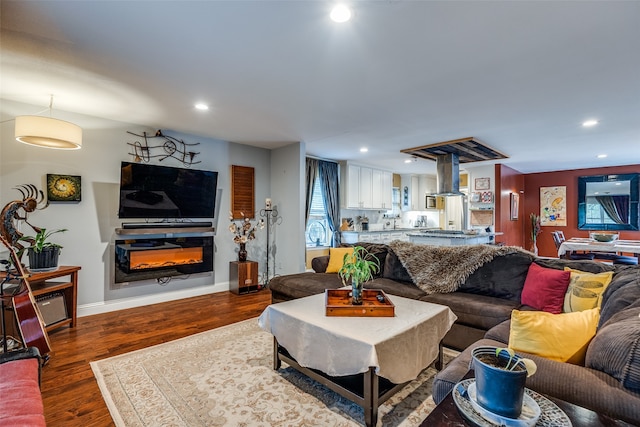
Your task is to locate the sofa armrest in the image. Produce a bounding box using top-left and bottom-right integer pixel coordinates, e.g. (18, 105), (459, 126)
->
(0, 347), (42, 386)
(0, 347), (41, 365)
(311, 256), (330, 273)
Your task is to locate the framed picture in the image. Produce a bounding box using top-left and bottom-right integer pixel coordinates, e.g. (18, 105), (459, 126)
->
(540, 186), (567, 226)
(46, 174), (81, 202)
(510, 193), (519, 220)
(475, 177), (490, 190)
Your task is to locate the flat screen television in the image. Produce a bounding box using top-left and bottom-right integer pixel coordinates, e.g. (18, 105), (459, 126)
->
(118, 162), (218, 219)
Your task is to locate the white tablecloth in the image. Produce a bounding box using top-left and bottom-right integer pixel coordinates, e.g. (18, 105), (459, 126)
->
(558, 238), (640, 258)
(258, 292), (456, 384)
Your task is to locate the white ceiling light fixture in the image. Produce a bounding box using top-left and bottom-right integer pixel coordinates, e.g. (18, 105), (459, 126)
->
(360, 147), (368, 153)
(330, 4), (352, 23)
(14, 96), (82, 150)
(195, 103), (209, 111)
(597, 154), (608, 159)
(582, 119), (599, 127)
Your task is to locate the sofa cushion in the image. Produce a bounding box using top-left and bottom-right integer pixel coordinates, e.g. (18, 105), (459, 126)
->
(365, 277), (426, 300)
(382, 247), (413, 283)
(535, 257), (617, 274)
(586, 306), (640, 394)
(508, 308), (599, 364)
(326, 247), (354, 273)
(563, 268), (614, 313)
(421, 292), (519, 331)
(521, 263), (571, 314)
(340, 242), (389, 278)
(459, 252), (533, 301)
(598, 266), (640, 328)
(268, 272), (344, 301)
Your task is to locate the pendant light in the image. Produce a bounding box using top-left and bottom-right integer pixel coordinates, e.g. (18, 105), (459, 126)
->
(14, 96), (82, 150)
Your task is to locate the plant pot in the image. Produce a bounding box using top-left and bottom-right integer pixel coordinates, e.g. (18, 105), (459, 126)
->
(471, 346), (527, 419)
(27, 246), (60, 272)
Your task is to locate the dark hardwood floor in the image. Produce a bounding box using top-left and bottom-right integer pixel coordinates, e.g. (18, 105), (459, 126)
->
(40, 290), (272, 426)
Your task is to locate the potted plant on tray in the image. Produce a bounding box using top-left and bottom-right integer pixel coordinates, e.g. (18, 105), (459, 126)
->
(471, 346), (537, 419)
(338, 245), (380, 305)
(19, 228), (67, 272)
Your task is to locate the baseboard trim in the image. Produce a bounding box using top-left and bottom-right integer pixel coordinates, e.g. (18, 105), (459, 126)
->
(78, 282), (230, 317)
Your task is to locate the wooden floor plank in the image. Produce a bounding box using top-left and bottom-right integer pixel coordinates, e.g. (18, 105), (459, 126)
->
(40, 290), (272, 427)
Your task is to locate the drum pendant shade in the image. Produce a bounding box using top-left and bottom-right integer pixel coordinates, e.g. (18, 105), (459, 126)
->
(15, 115), (82, 150)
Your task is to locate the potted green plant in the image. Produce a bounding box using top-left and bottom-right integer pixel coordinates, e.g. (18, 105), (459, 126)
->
(19, 228), (67, 272)
(338, 245), (380, 305)
(471, 346), (537, 419)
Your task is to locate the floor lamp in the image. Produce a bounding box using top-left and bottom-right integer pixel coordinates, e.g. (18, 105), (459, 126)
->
(259, 205), (282, 287)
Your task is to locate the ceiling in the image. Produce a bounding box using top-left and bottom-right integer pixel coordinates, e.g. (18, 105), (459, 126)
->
(1, 1), (639, 175)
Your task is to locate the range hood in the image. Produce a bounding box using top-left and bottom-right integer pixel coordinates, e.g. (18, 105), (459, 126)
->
(434, 153), (464, 196)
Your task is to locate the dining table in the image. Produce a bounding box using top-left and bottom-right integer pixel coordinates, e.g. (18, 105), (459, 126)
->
(558, 237), (640, 261)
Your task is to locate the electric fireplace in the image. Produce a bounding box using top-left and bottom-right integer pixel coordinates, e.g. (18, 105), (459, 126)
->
(114, 236), (213, 284)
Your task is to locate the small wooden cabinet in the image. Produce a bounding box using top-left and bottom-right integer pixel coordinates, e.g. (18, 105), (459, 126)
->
(28, 265), (80, 332)
(229, 261), (259, 295)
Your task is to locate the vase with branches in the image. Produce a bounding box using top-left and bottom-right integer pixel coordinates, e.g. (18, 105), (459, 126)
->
(529, 213), (541, 256)
(229, 212), (264, 262)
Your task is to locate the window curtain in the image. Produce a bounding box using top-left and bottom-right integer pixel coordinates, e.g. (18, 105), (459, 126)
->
(595, 195), (629, 225)
(305, 158), (319, 225)
(318, 160), (341, 247)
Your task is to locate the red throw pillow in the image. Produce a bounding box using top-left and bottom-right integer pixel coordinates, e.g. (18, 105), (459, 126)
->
(521, 263), (571, 314)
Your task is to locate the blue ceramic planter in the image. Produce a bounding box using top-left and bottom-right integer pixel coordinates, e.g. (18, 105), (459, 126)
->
(472, 346), (527, 419)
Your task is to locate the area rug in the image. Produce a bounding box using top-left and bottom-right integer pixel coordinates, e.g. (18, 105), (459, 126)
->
(91, 318), (455, 427)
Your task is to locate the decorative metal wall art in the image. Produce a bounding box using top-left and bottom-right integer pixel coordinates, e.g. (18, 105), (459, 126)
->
(126, 130), (201, 166)
(47, 174), (81, 202)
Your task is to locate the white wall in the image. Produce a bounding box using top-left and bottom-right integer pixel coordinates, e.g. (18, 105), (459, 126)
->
(1, 101), (276, 316)
(270, 142), (306, 276)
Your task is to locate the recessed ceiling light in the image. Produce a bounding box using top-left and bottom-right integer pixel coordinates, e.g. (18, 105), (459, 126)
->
(404, 159), (412, 164)
(360, 147), (368, 153)
(330, 4), (352, 23)
(195, 103), (209, 111)
(597, 154), (608, 158)
(582, 119), (598, 127)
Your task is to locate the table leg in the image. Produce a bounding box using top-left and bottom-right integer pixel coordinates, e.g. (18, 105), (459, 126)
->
(363, 367), (379, 427)
(435, 342), (444, 371)
(273, 337), (281, 370)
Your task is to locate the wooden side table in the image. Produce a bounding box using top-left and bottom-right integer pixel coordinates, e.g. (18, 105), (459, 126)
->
(229, 261), (259, 295)
(27, 266), (81, 332)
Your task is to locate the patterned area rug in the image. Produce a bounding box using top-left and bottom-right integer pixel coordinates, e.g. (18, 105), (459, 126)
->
(91, 318), (453, 426)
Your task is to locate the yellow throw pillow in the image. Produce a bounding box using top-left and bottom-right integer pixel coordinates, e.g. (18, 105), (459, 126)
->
(563, 268), (614, 313)
(326, 247), (355, 273)
(508, 308), (600, 364)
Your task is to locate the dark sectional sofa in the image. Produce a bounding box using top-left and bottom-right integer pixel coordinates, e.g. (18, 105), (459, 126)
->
(268, 242), (640, 424)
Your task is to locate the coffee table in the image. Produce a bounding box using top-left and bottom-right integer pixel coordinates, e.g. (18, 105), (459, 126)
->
(258, 291), (456, 427)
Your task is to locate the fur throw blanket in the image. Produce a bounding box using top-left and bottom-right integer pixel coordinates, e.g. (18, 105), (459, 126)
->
(388, 241), (531, 294)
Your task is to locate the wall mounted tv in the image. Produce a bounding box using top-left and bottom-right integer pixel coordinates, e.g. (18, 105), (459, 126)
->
(118, 162), (218, 219)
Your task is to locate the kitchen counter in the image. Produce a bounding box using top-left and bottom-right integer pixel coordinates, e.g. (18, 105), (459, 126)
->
(341, 228), (429, 244)
(407, 231), (501, 246)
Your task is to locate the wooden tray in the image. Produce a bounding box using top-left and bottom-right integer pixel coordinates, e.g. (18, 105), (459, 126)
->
(325, 289), (395, 317)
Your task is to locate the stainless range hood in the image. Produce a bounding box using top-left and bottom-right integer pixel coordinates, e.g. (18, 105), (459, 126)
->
(434, 153), (464, 196)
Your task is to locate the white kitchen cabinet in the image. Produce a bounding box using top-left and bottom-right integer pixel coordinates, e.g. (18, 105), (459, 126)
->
(359, 166), (373, 208)
(372, 169), (393, 209)
(341, 162), (392, 210)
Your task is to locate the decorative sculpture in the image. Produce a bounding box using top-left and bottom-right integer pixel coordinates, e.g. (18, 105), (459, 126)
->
(0, 184), (49, 253)
(126, 129), (201, 166)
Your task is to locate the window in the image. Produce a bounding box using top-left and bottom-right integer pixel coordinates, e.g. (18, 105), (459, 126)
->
(306, 178), (332, 247)
(585, 196), (616, 225)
